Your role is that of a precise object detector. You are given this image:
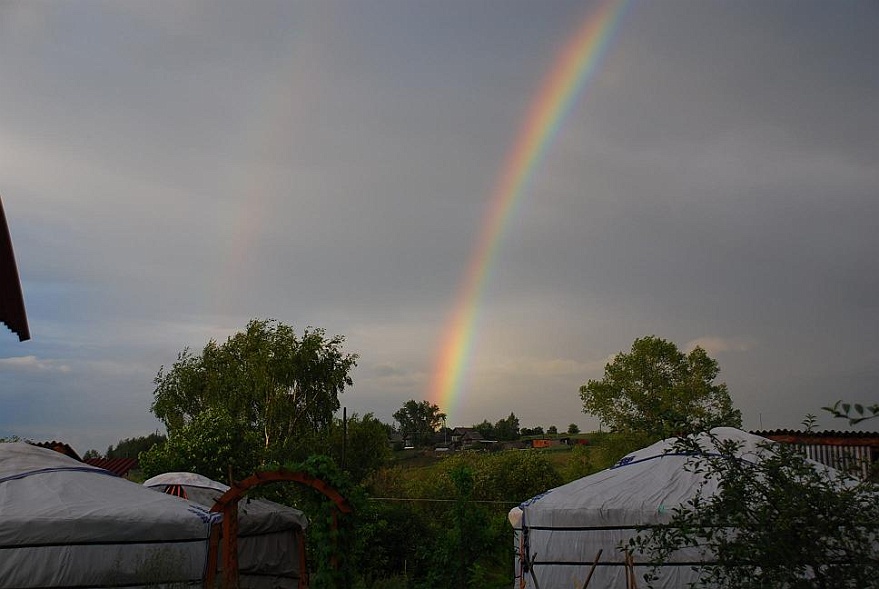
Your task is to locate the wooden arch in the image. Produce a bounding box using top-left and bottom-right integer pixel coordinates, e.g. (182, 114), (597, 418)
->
(203, 469), (353, 589)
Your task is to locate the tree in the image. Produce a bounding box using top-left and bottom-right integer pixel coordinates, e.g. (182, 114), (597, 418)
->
(567, 423), (580, 435)
(580, 335), (741, 438)
(630, 434), (879, 588)
(494, 412), (520, 441)
(547, 425), (558, 436)
(392, 399), (445, 448)
(139, 408), (263, 481)
(151, 319), (357, 462)
(106, 432), (166, 459)
(82, 448), (101, 459)
(325, 412), (391, 483)
(473, 419), (496, 441)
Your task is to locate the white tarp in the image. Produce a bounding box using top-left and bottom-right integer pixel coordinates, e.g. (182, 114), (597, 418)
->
(0, 442), (219, 588)
(144, 472), (308, 589)
(508, 427), (777, 589)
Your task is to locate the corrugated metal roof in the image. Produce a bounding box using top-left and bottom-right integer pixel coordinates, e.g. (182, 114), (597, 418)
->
(752, 429), (879, 446)
(30, 441), (82, 461)
(752, 429), (879, 437)
(752, 430), (879, 480)
(84, 457), (140, 477)
(0, 195), (29, 341)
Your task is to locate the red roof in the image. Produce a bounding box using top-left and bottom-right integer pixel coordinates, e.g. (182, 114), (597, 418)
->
(752, 430), (879, 447)
(31, 441), (82, 461)
(84, 457), (139, 477)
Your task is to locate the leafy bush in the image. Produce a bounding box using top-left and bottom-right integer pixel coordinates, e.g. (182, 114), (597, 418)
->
(630, 435), (879, 589)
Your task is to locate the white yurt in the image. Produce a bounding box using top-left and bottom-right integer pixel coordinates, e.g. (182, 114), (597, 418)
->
(144, 472), (308, 589)
(508, 428), (778, 589)
(0, 442), (219, 588)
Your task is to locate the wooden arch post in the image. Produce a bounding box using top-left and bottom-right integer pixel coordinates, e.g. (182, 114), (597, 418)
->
(203, 469), (353, 589)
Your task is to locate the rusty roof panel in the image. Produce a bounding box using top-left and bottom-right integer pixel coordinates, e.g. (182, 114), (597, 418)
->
(752, 429), (879, 446)
(84, 457), (140, 477)
(30, 440), (83, 461)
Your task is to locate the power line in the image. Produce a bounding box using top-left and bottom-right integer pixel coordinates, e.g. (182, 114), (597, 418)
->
(367, 497), (521, 505)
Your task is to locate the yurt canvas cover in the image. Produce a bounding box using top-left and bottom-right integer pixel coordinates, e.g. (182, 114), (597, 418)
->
(508, 428), (778, 589)
(0, 443), (219, 588)
(144, 472), (308, 589)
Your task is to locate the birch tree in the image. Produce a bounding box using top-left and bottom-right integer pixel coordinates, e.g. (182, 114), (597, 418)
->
(151, 318), (357, 463)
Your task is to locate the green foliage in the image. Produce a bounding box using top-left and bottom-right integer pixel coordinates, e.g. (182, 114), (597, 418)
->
(802, 413), (818, 432)
(253, 455), (362, 589)
(106, 432), (166, 459)
(355, 449), (564, 588)
(580, 335), (741, 438)
(393, 400), (445, 448)
(477, 416), (528, 440)
(589, 431), (654, 471)
(324, 412), (392, 483)
(630, 435), (879, 589)
(823, 400), (879, 425)
(139, 408), (262, 481)
(546, 425), (558, 435)
(151, 318), (357, 464)
(479, 450), (564, 503)
(415, 465), (509, 589)
(359, 432), (722, 587)
(563, 444), (594, 481)
(405, 450), (562, 505)
(567, 423), (580, 435)
(289, 455), (362, 589)
(556, 431), (651, 482)
(351, 500), (429, 588)
(473, 419), (495, 440)
(494, 412), (520, 441)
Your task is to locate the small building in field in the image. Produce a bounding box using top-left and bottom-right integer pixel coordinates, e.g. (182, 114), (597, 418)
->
(450, 427), (485, 450)
(531, 438), (563, 449)
(558, 436), (590, 447)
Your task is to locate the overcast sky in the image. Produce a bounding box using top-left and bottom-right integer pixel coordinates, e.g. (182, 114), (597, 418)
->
(1, 0), (877, 454)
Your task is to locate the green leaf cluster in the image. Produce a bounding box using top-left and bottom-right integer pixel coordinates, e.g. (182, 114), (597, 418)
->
(324, 412), (393, 483)
(580, 335), (741, 439)
(260, 456), (363, 589)
(150, 318), (357, 468)
(106, 432), (166, 459)
(392, 400), (445, 448)
(139, 407), (262, 482)
(630, 435), (879, 588)
(823, 400), (879, 426)
(356, 449), (564, 589)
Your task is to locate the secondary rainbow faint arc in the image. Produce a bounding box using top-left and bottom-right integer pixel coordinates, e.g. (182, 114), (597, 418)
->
(429, 0), (630, 421)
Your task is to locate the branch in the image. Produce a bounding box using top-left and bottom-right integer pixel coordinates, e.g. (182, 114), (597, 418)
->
(822, 401), (879, 425)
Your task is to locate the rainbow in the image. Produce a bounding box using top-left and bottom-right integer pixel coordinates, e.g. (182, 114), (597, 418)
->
(429, 0), (630, 421)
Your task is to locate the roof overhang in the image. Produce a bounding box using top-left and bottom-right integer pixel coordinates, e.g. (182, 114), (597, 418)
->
(0, 195), (29, 341)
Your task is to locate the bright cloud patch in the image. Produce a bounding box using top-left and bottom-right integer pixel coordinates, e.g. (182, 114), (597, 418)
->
(0, 356), (71, 372)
